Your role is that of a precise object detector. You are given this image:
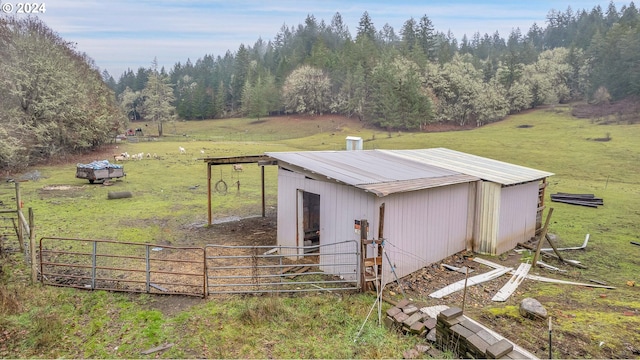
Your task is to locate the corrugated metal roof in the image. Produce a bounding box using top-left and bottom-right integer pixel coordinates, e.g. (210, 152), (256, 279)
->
(265, 150), (478, 195)
(379, 148), (554, 186)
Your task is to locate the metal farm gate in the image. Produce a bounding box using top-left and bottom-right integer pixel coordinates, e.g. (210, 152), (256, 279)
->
(205, 240), (360, 295)
(39, 237), (206, 297)
(38, 238), (361, 296)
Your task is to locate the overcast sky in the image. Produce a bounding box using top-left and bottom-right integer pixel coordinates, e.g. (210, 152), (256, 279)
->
(16, 0), (629, 78)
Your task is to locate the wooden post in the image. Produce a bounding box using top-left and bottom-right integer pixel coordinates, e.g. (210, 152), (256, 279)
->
(29, 207), (37, 284)
(207, 163), (212, 225)
(532, 208), (554, 268)
(14, 182), (24, 253)
(360, 219), (368, 292)
(261, 165), (266, 217)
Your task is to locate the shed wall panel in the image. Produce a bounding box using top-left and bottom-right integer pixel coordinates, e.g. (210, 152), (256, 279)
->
(496, 182), (539, 254)
(380, 183), (471, 282)
(475, 181), (501, 255)
(276, 167), (376, 280)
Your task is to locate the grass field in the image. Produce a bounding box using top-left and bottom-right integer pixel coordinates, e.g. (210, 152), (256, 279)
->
(1, 107), (639, 358)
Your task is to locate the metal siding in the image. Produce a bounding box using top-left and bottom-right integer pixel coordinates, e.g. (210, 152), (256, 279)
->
(276, 169), (305, 250)
(266, 151), (479, 195)
(276, 172), (376, 279)
(475, 182), (502, 255)
(382, 183), (470, 283)
(380, 148), (554, 185)
(496, 182), (539, 254)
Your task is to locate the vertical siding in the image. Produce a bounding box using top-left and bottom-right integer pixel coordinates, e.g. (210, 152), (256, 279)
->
(475, 181), (501, 255)
(275, 167), (376, 280)
(380, 183), (471, 283)
(496, 182), (539, 254)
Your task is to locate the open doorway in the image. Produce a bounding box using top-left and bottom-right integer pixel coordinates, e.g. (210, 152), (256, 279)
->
(297, 190), (320, 252)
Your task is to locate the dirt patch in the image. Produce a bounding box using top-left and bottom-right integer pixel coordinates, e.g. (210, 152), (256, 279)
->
(572, 97), (640, 124)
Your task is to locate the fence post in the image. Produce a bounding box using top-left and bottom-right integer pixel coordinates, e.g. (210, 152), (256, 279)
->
(29, 208), (37, 284)
(203, 247), (208, 299)
(145, 245), (151, 294)
(91, 241), (97, 289)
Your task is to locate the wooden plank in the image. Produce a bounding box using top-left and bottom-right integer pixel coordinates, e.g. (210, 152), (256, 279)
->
(140, 343), (174, 355)
(429, 267), (513, 299)
(364, 257), (383, 267)
(533, 208), (554, 268)
(278, 266), (301, 275)
(524, 273), (616, 289)
(492, 263), (532, 302)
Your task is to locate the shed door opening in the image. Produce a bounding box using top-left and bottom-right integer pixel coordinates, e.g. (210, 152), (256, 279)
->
(298, 190), (320, 252)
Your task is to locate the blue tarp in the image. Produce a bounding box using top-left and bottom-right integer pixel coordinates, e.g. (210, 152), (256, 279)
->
(76, 160), (123, 170)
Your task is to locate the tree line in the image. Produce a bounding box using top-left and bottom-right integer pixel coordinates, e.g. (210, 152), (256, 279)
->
(1, 2), (639, 171)
(109, 2), (640, 131)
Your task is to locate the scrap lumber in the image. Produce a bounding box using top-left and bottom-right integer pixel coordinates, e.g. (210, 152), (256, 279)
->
(473, 257), (616, 290)
(550, 193), (603, 208)
(492, 263), (532, 302)
(140, 343), (174, 355)
(429, 267), (513, 299)
(533, 208), (554, 268)
(516, 233), (590, 253)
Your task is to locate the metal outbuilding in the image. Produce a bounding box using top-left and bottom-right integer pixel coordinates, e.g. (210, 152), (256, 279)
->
(265, 148), (553, 285)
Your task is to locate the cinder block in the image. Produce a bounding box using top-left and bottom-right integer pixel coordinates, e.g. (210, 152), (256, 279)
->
(403, 312), (424, 327)
(410, 321), (425, 334)
(386, 307), (401, 318)
(476, 329), (499, 346)
(395, 299), (411, 308)
(424, 317), (437, 330)
(402, 304), (419, 315)
(439, 306), (463, 320)
(450, 324), (475, 340)
(466, 333), (490, 354)
(459, 319), (483, 334)
(393, 311), (409, 323)
(486, 339), (514, 359)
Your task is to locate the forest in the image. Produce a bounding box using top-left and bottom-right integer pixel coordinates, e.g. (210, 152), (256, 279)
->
(1, 2), (639, 171)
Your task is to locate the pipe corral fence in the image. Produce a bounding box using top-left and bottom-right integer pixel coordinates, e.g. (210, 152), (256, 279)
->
(38, 237), (361, 297)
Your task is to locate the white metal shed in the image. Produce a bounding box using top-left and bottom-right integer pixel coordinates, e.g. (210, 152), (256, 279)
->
(266, 148), (553, 284)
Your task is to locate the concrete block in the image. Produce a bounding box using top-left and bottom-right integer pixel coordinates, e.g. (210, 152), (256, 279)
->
(402, 304), (419, 315)
(410, 321), (425, 334)
(476, 329), (499, 346)
(486, 339), (514, 359)
(395, 299), (411, 308)
(393, 311), (409, 323)
(424, 317), (437, 330)
(403, 312), (424, 327)
(450, 323), (475, 340)
(386, 307), (401, 318)
(439, 306), (463, 320)
(459, 319), (483, 334)
(466, 333), (490, 354)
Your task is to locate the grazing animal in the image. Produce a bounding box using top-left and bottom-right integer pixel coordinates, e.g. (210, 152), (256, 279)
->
(200, 149), (205, 155)
(153, 153), (158, 159)
(233, 164), (243, 172)
(146, 153), (151, 158)
(114, 155), (125, 161)
(179, 146), (186, 154)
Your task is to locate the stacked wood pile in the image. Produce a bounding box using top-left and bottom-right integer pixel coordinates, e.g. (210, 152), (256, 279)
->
(550, 193), (604, 208)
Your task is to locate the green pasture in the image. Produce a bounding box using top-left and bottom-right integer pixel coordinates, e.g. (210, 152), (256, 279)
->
(2, 106), (640, 358)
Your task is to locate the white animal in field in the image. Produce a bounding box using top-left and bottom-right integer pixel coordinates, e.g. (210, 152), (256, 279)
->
(233, 164), (243, 171)
(179, 146), (186, 154)
(114, 155), (125, 161)
(200, 149), (205, 155)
